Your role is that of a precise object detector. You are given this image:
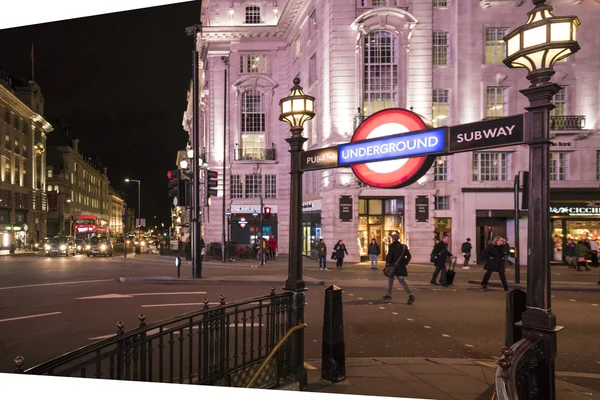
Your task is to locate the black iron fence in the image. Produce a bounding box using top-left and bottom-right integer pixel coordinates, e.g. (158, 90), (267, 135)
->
(549, 115), (585, 130)
(494, 337), (543, 399)
(14, 288), (294, 389)
(234, 147), (276, 161)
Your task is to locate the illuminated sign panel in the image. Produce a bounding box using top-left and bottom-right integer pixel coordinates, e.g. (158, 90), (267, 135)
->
(337, 128), (446, 167)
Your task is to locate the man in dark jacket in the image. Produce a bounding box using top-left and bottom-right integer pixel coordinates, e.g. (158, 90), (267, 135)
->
(383, 233), (415, 305)
(461, 238), (472, 269)
(563, 238), (577, 269)
(368, 239), (381, 270)
(430, 235), (455, 287)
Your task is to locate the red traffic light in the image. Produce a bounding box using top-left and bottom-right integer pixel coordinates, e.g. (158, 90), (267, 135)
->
(167, 171), (173, 179)
(264, 207), (271, 214)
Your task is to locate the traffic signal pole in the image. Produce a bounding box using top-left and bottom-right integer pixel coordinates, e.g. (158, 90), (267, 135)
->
(260, 195), (264, 266)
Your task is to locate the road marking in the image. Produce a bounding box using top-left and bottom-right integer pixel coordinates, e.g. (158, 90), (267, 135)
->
(128, 292), (208, 296)
(442, 334), (450, 338)
(78, 292), (208, 300)
(0, 312), (62, 323)
(392, 312), (398, 315)
(569, 299), (576, 302)
(0, 279), (113, 291)
(142, 303), (206, 308)
(424, 326), (431, 329)
(465, 344), (474, 348)
(349, 294), (354, 296)
(368, 302), (374, 305)
(592, 304), (598, 307)
(378, 307), (385, 310)
(407, 318), (414, 321)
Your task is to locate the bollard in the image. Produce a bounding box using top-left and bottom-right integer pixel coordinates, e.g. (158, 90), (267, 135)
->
(175, 256), (181, 278)
(321, 285), (346, 382)
(505, 288), (526, 347)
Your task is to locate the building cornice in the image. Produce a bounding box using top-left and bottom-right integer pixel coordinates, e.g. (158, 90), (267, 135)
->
(0, 84), (53, 134)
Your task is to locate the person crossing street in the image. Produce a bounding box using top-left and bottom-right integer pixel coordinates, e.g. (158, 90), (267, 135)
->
(382, 233), (415, 305)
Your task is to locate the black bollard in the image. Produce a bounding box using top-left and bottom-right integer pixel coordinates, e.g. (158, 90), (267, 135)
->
(321, 285), (346, 382)
(505, 288), (527, 347)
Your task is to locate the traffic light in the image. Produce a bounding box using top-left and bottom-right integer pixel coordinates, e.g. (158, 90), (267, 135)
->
(167, 170), (179, 198)
(205, 169), (218, 206)
(264, 206), (272, 220)
(178, 178), (189, 207)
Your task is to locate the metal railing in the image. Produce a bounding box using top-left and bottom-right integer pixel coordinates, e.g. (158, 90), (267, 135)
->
(549, 115), (585, 130)
(494, 337), (543, 400)
(14, 288), (294, 389)
(234, 147), (276, 161)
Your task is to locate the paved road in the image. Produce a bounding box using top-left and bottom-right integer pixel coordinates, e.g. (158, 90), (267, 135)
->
(0, 255), (598, 392)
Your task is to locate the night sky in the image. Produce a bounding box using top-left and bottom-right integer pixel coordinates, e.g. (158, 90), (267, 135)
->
(0, 1), (200, 228)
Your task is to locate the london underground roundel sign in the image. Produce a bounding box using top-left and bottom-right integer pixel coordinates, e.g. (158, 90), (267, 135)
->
(350, 108), (435, 188)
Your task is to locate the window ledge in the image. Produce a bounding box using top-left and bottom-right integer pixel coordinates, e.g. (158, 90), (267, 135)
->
(480, 0), (523, 8)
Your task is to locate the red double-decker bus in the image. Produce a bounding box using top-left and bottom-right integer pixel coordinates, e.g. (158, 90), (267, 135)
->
(73, 215), (110, 241)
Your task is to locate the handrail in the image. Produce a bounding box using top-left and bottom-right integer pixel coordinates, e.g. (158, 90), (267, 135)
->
(494, 337), (542, 400)
(245, 323), (307, 389)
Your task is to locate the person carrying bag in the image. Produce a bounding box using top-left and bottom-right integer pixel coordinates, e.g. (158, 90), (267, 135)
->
(382, 233), (415, 305)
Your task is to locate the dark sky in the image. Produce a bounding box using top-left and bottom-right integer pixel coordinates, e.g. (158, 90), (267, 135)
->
(0, 1), (200, 228)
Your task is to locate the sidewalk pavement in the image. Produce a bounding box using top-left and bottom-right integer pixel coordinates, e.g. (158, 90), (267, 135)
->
(305, 357), (600, 400)
(0, 249), (39, 256)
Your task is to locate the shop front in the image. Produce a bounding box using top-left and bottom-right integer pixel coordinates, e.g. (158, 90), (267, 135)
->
(551, 201), (600, 262)
(358, 197), (404, 262)
(230, 204), (278, 245)
(302, 200), (321, 258)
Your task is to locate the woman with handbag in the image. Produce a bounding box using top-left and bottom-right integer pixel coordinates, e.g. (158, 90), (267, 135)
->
(481, 236), (510, 291)
(383, 233), (415, 305)
(333, 240), (348, 270)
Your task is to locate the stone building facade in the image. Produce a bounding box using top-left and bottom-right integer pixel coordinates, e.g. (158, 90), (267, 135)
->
(184, 0), (600, 263)
(0, 70), (52, 247)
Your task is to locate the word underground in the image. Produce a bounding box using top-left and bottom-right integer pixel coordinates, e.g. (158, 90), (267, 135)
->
(455, 125), (516, 143)
(338, 129), (445, 166)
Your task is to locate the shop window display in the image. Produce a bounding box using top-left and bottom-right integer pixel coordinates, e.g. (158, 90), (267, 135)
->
(358, 198), (404, 261)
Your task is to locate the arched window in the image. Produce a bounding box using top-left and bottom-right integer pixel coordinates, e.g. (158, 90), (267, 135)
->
(240, 90), (266, 160)
(363, 30), (399, 116)
(245, 6), (261, 24)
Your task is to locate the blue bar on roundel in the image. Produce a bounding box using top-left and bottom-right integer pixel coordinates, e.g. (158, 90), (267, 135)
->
(337, 128), (446, 166)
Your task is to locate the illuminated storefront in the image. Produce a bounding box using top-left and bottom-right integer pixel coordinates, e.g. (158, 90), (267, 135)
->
(358, 197), (404, 262)
(302, 200), (321, 258)
(551, 202), (600, 261)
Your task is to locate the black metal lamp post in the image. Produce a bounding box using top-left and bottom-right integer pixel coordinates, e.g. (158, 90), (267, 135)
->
(279, 77), (315, 390)
(503, 1), (580, 398)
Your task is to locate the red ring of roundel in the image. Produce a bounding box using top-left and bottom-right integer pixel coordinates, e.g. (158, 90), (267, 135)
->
(350, 108), (435, 188)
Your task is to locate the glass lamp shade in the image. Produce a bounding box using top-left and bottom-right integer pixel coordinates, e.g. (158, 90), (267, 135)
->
(279, 78), (315, 129)
(187, 148), (194, 159)
(179, 159), (189, 169)
(504, 4), (580, 73)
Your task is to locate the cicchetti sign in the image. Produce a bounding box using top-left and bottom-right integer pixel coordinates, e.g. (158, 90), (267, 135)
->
(550, 203), (600, 216)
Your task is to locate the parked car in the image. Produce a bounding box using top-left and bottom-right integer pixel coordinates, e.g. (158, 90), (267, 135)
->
(45, 237), (76, 257)
(86, 236), (113, 257)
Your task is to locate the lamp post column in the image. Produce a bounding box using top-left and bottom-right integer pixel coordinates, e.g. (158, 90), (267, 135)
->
(285, 126), (307, 389)
(137, 182), (141, 222)
(521, 81), (562, 399)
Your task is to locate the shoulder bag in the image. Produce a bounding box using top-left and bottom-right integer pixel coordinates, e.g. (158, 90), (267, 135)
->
(430, 245), (446, 263)
(384, 245), (407, 278)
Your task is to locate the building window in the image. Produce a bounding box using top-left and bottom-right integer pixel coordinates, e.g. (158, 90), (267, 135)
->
(241, 90), (266, 158)
(245, 174), (262, 198)
(4, 110), (9, 123)
(14, 141), (19, 155)
(47, 169), (53, 178)
(231, 175), (243, 199)
(295, 36), (301, 57)
(551, 86), (567, 117)
(245, 6), (261, 24)
(308, 9), (317, 38)
(486, 86), (508, 118)
(433, 31), (450, 66)
(550, 152), (568, 181)
(433, 0), (448, 7)
(242, 54), (267, 73)
(434, 156), (448, 181)
(265, 175), (276, 198)
(309, 53), (317, 85)
(363, 30), (399, 116)
(485, 28), (508, 64)
(434, 196), (450, 210)
(472, 152), (511, 181)
(432, 89), (449, 127)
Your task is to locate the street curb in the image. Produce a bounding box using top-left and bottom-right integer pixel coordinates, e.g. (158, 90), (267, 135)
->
(119, 276), (325, 286)
(468, 279), (600, 292)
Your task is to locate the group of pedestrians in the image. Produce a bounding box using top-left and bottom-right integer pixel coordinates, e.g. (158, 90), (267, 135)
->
(316, 239), (348, 271)
(563, 238), (596, 271)
(252, 236), (278, 264)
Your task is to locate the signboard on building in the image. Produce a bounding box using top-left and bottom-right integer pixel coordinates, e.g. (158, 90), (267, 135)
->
(232, 205), (279, 214)
(434, 218), (452, 231)
(302, 199), (322, 212)
(339, 196), (353, 222)
(301, 147), (338, 171)
(415, 196), (429, 222)
(550, 203), (600, 216)
(448, 114), (525, 153)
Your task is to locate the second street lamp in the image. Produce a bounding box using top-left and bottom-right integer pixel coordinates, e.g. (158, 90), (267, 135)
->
(279, 77), (315, 390)
(124, 178), (141, 225)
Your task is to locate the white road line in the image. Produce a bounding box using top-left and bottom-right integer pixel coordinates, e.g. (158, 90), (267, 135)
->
(378, 307), (385, 310)
(407, 318), (414, 321)
(569, 299), (576, 302)
(128, 292), (208, 296)
(142, 303), (206, 308)
(392, 312), (398, 315)
(88, 334), (115, 341)
(465, 344), (474, 348)
(424, 326), (431, 329)
(592, 304), (598, 307)
(77, 294), (134, 300)
(0, 312), (62, 323)
(442, 334), (451, 338)
(0, 279), (113, 291)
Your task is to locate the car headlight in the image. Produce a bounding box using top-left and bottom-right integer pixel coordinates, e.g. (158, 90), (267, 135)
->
(86, 245), (91, 250)
(45, 245), (51, 250)
(100, 244), (106, 250)
(60, 245), (66, 250)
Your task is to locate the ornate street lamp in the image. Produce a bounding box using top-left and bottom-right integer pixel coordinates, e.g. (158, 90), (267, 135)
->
(278, 77), (315, 390)
(500, 1), (580, 398)
(179, 158), (189, 170)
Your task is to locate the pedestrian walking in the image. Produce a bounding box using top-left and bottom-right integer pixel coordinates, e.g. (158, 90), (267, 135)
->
(563, 239), (577, 269)
(461, 238), (472, 269)
(317, 238), (328, 270)
(382, 233), (415, 305)
(268, 236), (278, 260)
(430, 235), (455, 287)
(575, 240), (592, 271)
(368, 239), (381, 270)
(333, 240), (348, 270)
(589, 238), (598, 268)
(481, 236), (510, 292)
